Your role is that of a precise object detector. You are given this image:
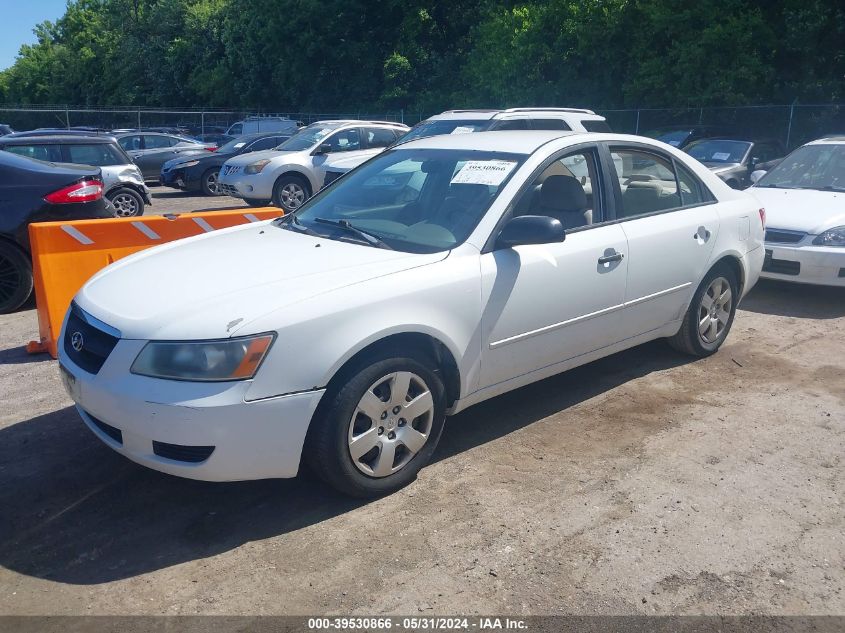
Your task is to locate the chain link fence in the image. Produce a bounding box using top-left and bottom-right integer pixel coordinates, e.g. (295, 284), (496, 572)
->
(1, 104), (843, 150)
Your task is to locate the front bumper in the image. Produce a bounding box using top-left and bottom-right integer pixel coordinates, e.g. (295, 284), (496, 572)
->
(217, 169), (273, 200)
(761, 242), (845, 287)
(58, 331), (325, 481)
(159, 167), (200, 192)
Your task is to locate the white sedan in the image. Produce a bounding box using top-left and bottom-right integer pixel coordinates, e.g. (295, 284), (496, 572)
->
(750, 136), (845, 286)
(58, 131), (764, 497)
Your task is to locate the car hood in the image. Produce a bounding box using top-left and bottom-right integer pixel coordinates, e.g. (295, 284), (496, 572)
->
(749, 187), (845, 234)
(76, 222), (448, 340)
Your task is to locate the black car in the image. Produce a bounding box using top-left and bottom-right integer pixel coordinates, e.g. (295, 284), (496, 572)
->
(684, 137), (785, 189)
(643, 124), (735, 149)
(0, 151), (113, 313)
(160, 132), (291, 196)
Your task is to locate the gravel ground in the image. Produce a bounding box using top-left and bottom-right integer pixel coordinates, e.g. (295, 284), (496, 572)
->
(0, 275), (842, 616)
(145, 185), (256, 215)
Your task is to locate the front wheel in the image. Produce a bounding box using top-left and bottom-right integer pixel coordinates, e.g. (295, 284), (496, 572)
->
(668, 264), (738, 357)
(305, 353), (447, 497)
(272, 174), (311, 213)
(0, 241), (33, 314)
(107, 187), (144, 217)
(201, 168), (221, 196)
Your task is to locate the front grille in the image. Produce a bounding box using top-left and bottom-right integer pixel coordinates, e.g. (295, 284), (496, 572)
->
(152, 441), (215, 463)
(63, 304), (119, 374)
(87, 413), (123, 444)
(763, 250), (801, 276)
(222, 165), (242, 176)
(218, 183), (240, 197)
(765, 228), (806, 244)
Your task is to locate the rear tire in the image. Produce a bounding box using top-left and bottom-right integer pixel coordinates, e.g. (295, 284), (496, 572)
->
(0, 241), (33, 314)
(107, 187), (144, 217)
(305, 351), (447, 497)
(201, 168), (221, 196)
(668, 263), (738, 357)
(272, 174), (311, 213)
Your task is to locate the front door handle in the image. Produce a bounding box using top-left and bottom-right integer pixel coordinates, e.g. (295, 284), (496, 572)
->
(598, 251), (624, 265)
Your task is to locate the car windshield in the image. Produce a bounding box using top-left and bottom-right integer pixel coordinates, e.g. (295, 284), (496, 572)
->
(756, 144), (845, 191)
(277, 123), (345, 151)
(217, 138), (249, 153)
(395, 119), (491, 145)
(685, 140), (751, 163)
(278, 148), (526, 253)
(643, 129), (690, 147)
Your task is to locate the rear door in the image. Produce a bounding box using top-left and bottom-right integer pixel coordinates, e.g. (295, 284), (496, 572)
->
(603, 143), (720, 339)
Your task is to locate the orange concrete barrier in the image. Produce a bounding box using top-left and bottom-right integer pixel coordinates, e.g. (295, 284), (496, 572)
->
(26, 208), (283, 358)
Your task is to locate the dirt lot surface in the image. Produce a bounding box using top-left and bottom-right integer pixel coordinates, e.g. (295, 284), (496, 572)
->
(0, 279), (842, 616)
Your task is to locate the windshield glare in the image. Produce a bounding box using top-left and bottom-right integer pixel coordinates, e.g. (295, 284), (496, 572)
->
(395, 120), (490, 145)
(277, 123), (344, 151)
(756, 144), (845, 191)
(646, 130), (691, 147)
(281, 148), (525, 253)
(686, 140), (750, 163)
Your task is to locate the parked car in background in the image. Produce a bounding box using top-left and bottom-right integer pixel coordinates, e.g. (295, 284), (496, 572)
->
(0, 135), (151, 217)
(749, 136), (845, 286)
(160, 132), (291, 196)
(319, 108), (610, 186)
(194, 133), (235, 150)
(115, 132), (212, 181)
(0, 124), (13, 136)
(217, 120), (408, 211)
(225, 117), (299, 137)
(5, 129), (114, 138)
(0, 151), (113, 313)
(684, 138), (784, 189)
(643, 125), (734, 149)
(60, 130), (763, 496)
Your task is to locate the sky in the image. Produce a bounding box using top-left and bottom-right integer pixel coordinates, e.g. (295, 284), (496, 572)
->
(0, 0), (68, 70)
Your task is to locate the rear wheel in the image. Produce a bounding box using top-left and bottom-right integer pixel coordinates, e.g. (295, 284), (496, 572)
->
(668, 264), (738, 357)
(306, 352), (446, 497)
(0, 241), (33, 314)
(272, 174), (310, 213)
(201, 168), (221, 196)
(107, 187), (144, 217)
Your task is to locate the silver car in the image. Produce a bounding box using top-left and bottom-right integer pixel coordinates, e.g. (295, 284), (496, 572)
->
(217, 120), (408, 211)
(0, 134), (151, 217)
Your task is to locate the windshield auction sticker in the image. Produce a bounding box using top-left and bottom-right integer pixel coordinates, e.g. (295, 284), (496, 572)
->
(450, 126), (477, 134)
(451, 160), (517, 186)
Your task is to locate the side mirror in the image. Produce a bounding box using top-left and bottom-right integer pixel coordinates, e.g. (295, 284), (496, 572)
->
(312, 143), (332, 155)
(750, 169), (767, 184)
(496, 215), (565, 249)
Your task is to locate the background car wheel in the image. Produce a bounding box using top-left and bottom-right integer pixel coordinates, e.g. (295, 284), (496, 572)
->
(243, 198), (270, 207)
(201, 168), (221, 196)
(0, 241), (33, 314)
(272, 174), (311, 213)
(305, 351), (447, 497)
(668, 263), (739, 357)
(107, 187), (144, 217)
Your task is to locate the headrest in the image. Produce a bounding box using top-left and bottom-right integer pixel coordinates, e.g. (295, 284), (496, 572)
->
(540, 175), (587, 212)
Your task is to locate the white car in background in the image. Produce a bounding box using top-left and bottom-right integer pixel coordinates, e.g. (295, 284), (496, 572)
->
(320, 107), (611, 187)
(59, 131), (763, 497)
(217, 120), (408, 211)
(750, 136), (845, 286)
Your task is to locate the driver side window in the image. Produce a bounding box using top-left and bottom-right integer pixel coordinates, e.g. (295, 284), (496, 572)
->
(325, 128), (361, 153)
(610, 149), (680, 219)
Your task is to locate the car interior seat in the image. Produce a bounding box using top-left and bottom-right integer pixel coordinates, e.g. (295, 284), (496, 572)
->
(530, 175), (592, 229)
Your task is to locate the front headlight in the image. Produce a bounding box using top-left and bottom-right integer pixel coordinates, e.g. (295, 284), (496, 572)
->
(244, 159), (271, 175)
(178, 160), (200, 168)
(131, 333), (275, 381)
(812, 226), (845, 247)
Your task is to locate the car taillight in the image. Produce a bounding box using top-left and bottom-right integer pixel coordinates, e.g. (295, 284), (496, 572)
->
(207, 147), (217, 152)
(758, 208), (766, 228)
(44, 179), (104, 204)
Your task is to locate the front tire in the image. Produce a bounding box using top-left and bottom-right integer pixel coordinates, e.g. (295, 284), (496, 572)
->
(668, 264), (738, 357)
(272, 174), (311, 213)
(201, 168), (221, 196)
(107, 187), (144, 217)
(0, 241), (33, 314)
(305, 352), (447, 497)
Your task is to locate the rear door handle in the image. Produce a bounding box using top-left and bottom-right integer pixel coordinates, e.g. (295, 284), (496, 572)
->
(598, 252), (624, 264)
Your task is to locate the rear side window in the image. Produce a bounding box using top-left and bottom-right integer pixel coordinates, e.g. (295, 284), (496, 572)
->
(676, 162), (711, 206)
(610, 148), (681, 219)
(143, 135), (175, 149)
(530, 119), (572, 131)
(582, 120), (611, 133)
(493, 119), (530, 130)
(119, 135), (142, 151)
(4, 144), (62, 162)
(66, 143), (125, 166)
(365, 127), (397, 148)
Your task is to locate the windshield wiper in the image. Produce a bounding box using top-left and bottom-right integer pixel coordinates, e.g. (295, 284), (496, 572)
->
(312, 217), (394, 250)
(277, 213), (322, 237)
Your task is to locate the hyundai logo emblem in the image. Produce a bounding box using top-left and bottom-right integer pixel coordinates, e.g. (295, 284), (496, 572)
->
(71, 331), (84, 352)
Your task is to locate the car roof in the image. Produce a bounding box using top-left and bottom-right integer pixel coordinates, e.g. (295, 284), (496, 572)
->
(427, 108), (601, 122)
(395, 130), (579, 153)
(306, 119), (408, 128)
(0, 134), (117, 144)
(808, 135), (845, 145)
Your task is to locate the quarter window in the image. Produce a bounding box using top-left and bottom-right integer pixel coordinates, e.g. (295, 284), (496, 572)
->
(610, 149), (681, 218)
(530, 119), (571, 131)
(582, 120), (611, 133)
(493, 119), (530, 131)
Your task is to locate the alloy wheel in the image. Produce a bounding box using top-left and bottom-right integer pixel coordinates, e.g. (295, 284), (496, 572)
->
(111, 192), (140, 217)
(698, 276), (732, 344)
(280, 183), (306, 209)
(347, 371), (435, 478)
(205, 170), (219, 195)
